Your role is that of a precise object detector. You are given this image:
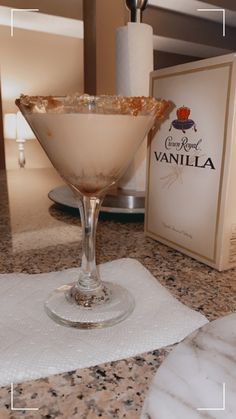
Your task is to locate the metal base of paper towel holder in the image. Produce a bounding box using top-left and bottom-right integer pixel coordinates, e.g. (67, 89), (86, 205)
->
(102, 188), (145, 213)
(48, 185), (145, 214)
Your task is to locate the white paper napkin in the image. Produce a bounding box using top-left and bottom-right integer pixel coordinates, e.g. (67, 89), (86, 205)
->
(0, 258), (208, 387)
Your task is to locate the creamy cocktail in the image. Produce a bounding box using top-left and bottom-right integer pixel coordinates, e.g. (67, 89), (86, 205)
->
(27, 112), (154, 195)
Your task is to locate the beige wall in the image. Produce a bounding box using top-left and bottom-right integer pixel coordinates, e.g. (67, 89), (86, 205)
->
(0, 25), (84, 169)
(0, 0), (83, 19)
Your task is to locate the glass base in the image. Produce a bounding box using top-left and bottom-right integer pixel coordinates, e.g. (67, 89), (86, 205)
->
(44, 281), (135, 329)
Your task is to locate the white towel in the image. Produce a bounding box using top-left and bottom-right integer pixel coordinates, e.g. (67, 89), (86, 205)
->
(0, 258), (207, 387)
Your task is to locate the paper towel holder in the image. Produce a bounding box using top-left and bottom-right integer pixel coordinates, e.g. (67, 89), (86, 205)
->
(125, 0), (148, 23)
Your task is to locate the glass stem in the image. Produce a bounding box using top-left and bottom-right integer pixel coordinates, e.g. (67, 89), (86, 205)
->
(77, 195), (103, 292)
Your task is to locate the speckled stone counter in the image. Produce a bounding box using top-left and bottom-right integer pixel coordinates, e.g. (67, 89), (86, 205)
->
(0, 169), (236, 419)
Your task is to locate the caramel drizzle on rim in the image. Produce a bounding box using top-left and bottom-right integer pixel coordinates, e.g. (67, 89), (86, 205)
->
(16, 94), (170, 120)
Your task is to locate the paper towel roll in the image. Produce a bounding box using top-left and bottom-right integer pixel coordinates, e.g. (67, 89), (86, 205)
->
(116, 22), (153, 191)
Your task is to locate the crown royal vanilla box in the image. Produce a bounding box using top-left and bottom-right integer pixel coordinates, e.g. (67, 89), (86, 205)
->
(145, 54), (236, 271)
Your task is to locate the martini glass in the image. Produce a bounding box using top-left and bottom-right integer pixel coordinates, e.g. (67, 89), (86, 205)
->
(16, 94), (169, 329)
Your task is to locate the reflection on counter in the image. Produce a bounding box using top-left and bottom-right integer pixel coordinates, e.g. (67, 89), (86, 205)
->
(5, 168), (82, 253)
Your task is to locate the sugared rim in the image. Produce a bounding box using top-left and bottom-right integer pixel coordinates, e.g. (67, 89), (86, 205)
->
(16, 93), (170, 119)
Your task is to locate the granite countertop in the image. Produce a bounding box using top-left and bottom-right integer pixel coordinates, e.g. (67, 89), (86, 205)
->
(0, 168), (236, 419)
